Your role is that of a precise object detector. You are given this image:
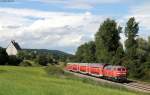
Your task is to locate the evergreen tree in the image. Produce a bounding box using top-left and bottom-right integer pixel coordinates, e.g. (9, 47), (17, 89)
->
(95, 18), (122, 63)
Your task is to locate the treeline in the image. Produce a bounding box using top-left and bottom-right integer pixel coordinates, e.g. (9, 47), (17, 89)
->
(73, 17), (150, 80)
(18, 50), (59, 66)
(0, 48), (71, 66)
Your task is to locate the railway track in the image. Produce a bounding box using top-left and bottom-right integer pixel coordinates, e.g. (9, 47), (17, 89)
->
(65, 70), (150, 93)
(123, 82), (150, 93)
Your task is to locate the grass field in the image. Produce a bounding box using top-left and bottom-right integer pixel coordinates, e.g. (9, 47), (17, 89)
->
(0, 66), (147, 95)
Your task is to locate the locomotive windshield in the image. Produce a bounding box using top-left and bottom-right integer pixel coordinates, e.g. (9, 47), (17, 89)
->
(117, 68), (126, 71)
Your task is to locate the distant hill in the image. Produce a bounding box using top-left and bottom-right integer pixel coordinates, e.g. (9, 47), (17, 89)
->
(23, 49), (73, 58)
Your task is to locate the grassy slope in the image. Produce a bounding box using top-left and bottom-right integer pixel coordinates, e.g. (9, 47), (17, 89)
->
(0, 66), (146, 95)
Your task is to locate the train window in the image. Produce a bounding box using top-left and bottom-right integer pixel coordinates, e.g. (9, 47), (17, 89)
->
(117, 68), (121, 71)
(114, 68), (116, 70)
(105, 66), (113, 70)
(122, 68), (126, 71)
(93, 67), (100, 68)
(108, 67), (112, 70)
(105, 66), (109, 70)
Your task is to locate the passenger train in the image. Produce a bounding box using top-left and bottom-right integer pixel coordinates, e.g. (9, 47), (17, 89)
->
(65, 63), (127, 82)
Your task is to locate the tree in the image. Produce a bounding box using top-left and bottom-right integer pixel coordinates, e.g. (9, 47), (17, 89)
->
(36, 54), (48, 66)
(47, 54), (55, 64)
(111, 45), (124, 65)
(124, 17), (145, 78)
(8, 55), (22, 66)
(75, 44), (85, 62)
(17, 51), (37, 60)
(146, 37), (150, 68)
(0, 47), (9, 65)
(85, 41), (96, 62)
(143, 37), (150, 79)
(17, 51), (27, 60)
(125, 17), (139, 59)
(75, 41), (96, 62)
(136, 38), (149, 61)
(137, 38), (148, 78)
(95, 18), (122, 63)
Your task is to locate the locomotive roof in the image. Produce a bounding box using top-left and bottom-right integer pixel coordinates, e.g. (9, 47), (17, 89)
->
(88, 63), (107, 67)
(105, 65), (125, 68)
(67, 63), (107, 67)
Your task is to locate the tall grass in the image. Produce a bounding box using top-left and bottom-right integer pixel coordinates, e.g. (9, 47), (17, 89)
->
(0, 66), (148, 95)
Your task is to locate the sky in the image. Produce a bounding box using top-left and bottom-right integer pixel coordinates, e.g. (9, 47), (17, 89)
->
(0, 0), (150, 54)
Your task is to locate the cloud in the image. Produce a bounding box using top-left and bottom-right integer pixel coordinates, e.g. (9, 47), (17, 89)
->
(126, 2), (150, 38)
(65, 1), (94, 10)
(41, 0), (124, 4)
(40, 0), (126, 9)
(0, 7), (105, 53)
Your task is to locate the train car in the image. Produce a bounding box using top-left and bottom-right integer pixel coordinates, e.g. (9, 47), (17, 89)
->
(103, 65), (127, 81)
(66, 63), (79, 72)
(88, 63), (108, 77)
(65, 63), (73, 71)
(78, 63), (89, 74)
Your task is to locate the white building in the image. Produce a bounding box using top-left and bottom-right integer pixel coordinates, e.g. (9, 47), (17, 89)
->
(6, 40), (21, 56)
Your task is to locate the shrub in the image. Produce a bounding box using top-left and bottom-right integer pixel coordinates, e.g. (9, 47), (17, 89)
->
(0, 47), (9, 65)
(19, 60), (32, 67)
(36, 54), (48, 66)
(45, 65), (65, 76)
(8, 55), (22, 66)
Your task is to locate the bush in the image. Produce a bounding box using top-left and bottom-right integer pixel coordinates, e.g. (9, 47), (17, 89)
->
(19, 60), (32, 67)
(45, 65), (65, 76)
(8, 56), (22, 66)
(143, 69), (150, 80)
(36, 54), (48, 66)
(0, 48), (9, 65)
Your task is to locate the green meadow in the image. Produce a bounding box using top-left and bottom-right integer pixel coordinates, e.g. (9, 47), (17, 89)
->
(0, 66), (147, 95)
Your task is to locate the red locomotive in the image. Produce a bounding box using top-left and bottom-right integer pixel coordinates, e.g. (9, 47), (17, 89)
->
(65, 63), (127, 82)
